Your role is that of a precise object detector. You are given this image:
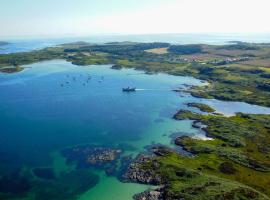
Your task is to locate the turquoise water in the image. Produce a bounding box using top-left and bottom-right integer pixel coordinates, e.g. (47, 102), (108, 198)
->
(1, 60), (270, 199)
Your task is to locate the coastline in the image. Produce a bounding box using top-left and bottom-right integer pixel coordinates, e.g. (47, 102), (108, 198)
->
(123, 107), (270, 200)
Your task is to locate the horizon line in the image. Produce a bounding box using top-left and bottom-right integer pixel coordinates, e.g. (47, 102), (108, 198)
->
(2, 32), (270, 41)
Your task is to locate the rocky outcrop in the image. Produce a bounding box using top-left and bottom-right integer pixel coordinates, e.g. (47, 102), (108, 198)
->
(123, 155), (162, 184)
(192, 121), (207, 129)
(133, 188), (164, 200)
(152, 146), (174, 156)
(175, 136), (190, 146)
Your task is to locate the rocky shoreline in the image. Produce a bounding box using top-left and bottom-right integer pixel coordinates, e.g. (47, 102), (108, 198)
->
(123, 153), (164, 200)
(121, 107), (270, 200)
(123, 146), (178, 200)
(123, 154), (162, 185)
(133, 188), (164, 200)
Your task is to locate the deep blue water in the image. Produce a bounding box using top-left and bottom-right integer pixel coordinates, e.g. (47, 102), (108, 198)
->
(0, 60), (202, 165)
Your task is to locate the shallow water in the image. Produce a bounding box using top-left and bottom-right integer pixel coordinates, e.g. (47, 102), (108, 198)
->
(201, 99), (270, 116)
(0, 60), (270, 200)
(78, 170), (154, 200)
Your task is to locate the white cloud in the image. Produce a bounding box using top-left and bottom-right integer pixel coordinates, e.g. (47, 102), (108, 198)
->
(70, 0), (270, 34)
(1, 0), (270, 37)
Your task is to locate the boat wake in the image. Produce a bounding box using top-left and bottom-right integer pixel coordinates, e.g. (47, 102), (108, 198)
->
(135, 88), (171, 91)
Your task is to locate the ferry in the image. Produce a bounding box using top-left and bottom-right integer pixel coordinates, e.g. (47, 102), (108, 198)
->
(122, 87), (136, 92)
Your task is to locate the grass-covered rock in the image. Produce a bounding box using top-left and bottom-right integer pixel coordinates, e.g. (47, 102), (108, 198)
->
(131, 149), (270, 200)
(187, 103), (216, 113)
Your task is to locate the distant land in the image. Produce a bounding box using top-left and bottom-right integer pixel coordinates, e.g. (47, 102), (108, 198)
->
(1, 41), (270, 106)
(0, 41), (9, 46)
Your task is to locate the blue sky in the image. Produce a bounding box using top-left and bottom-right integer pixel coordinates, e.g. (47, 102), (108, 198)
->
(0, 0), (162, 19)
(1, 0), (270, 38)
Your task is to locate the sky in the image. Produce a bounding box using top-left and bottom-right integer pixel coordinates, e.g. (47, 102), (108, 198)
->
(1, 0), (270, 38)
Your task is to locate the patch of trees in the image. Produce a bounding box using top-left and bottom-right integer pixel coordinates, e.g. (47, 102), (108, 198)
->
(198, 66), (214, 75)
(168, 44), (202, 54)
(227, 67), (263, 74)
(260, 73), (270, 78)
(64, 49), (78, 53)
(218, 44), (259, 50)
(257, 81), (270, 91)
(0, 50), (62, 66)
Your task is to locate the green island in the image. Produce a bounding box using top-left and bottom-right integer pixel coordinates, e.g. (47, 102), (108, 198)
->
(186, 102), (216, 113)
(1, 41), (270, 199)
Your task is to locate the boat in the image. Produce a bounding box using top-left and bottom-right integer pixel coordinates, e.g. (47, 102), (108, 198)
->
(122, 87), (136, 92)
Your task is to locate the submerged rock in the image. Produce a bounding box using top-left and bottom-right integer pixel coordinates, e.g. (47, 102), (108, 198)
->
(0, 170), (31, 195)
(154, 118), (164, 123)
(152, 146), (174, 156)
(34, 169), (99, 200)
(86, 147), (122, 164)
(62, 145), (122, 168)
(32, 167), (55, 180)
(111, 64), (122, 70)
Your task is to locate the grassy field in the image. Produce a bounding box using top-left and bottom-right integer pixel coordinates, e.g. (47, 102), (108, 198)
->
(145, 47), (168, 54)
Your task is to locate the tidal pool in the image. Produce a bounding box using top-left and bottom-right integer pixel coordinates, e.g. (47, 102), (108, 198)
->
(0, 60), (269, 199)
